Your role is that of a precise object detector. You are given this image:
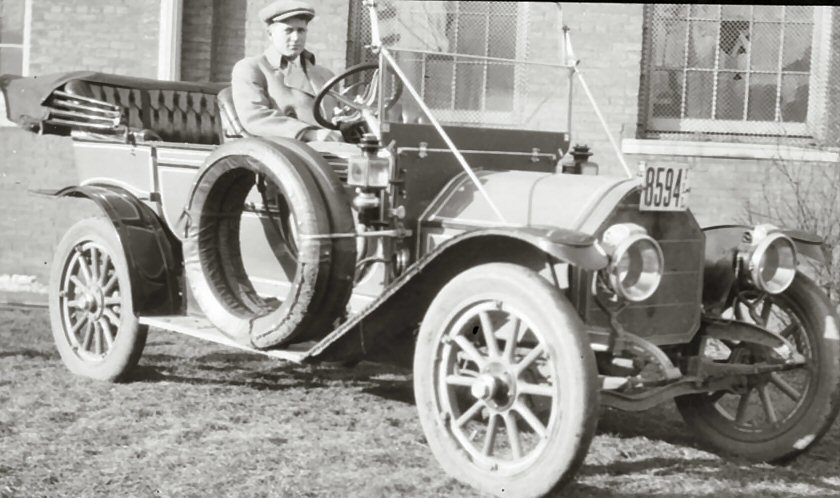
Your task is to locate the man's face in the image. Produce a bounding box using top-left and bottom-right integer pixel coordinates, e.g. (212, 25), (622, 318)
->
(268, 17), (309, 58)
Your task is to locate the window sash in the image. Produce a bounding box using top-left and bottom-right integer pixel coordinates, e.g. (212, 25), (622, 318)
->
(391, 2), (528, 125)
(643, 4), (829, 138)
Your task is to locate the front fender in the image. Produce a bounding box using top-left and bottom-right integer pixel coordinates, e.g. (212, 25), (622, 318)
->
(426, 225), (609, 271)
(702, 224), (829, 309)
(304, 227), (605, 366)
(34, 185), (182, 315)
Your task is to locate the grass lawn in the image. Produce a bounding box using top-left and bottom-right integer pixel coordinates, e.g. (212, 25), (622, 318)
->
(1, 308), (838, 497)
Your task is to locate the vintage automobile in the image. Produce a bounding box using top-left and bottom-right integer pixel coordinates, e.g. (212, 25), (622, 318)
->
(1, 2), (838, 496)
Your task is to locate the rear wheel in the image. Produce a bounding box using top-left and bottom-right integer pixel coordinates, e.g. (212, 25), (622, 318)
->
(49, 217), (147, 382)
(414, 263), (598, 497)
(677, 274), (840, 462)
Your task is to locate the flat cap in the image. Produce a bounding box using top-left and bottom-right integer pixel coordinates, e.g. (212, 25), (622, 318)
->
(259, 0), (315, 24)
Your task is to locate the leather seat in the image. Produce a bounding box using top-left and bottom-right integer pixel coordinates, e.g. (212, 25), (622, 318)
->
(62, 79), (222, 145)
(216, 87), (253, 142)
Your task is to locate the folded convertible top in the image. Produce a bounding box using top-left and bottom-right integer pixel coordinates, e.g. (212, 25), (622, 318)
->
(0, 71), (225, 130)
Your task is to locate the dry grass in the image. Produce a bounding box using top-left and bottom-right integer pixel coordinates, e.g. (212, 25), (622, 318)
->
(1, 308), (838, 498)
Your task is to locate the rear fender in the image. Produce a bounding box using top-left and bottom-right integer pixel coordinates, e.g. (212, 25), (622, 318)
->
(702, 224), (829, 309)
(36, 185), (183, 315)
(305, 227), (606, 366)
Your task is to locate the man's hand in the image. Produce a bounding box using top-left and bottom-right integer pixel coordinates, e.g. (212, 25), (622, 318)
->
(300, 127), (342, 142)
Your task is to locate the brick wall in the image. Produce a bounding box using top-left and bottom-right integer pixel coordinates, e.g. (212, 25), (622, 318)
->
(557, 3), (839, 231)
(561, 3), (645, 179)
(0, 129), (98, 285)
(180, 0), (214, 82)
(180, 0), (350, 83)
(28, 0), (160, 77)
(2, 0), (161, 288)
(2, 1), (837, 288)
(622, 153), (838, 228)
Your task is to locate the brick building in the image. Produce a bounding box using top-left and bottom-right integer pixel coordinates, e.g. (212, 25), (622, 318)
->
(1, 1), (838, 293)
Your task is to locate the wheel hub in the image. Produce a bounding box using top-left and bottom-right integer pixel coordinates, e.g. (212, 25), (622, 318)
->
(473, 363), (515, 410)
(471, 374), (500, 400)
(79, 293), (94, 312)
(81, 287), (105, 319)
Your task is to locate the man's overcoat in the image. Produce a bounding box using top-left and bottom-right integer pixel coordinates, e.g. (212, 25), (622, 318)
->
(231, 47), (333, 138)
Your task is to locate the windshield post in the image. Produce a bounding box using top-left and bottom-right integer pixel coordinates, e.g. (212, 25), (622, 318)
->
(363, 0), (382, 48)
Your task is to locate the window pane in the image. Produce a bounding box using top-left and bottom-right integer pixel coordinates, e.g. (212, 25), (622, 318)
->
(654, 4), (687, 19)
(690, 5), (718, 19)
(747, 73), (777, 121)
(782, 24), (812, 72)
(650, 69), (683, 118)
(688, 21), (717, 68)
(425, 56), (454, 109)
(715, 72), (745, 120)
(721, 5), (750, 20)
(488, 15), (515, 59)
(780, 74), (808, 123)
(456, 14), (488, 56)
(0, 0), (25, 44)
(685, 71), (713, 118)
(0, 46), (22, 75)
(485, 64), (513, 112)
(652, 19), (687, 68)
(718, 20), (750, 70)
(785, 6), (813, 23)
(751, 23), (781, 71)
(453, 62), (482, 110)
(753, 6), (782, 22)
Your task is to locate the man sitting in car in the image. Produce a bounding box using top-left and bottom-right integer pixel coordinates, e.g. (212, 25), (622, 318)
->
(231, 0), (342, 141)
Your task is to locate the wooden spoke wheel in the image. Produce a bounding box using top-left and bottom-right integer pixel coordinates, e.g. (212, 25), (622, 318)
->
(414, 263), (598, 497)
(49, 218), (147, 381)
(677, 274), (840, 462)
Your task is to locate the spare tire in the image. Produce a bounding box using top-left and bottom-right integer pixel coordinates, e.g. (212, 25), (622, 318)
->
(260, 137), (357, 344)
(183, 138), (356, 348)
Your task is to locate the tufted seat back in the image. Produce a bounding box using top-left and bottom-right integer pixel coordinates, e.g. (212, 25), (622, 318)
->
(65, 79), (222, 145)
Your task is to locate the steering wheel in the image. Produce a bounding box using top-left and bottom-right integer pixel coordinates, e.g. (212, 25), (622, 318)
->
(312, 62), (403, 131)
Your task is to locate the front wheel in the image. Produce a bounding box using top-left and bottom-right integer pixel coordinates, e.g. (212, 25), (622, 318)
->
(49, 217), (147, 382)
(414, 263), (599, 497)
(676, 274), (840, 462)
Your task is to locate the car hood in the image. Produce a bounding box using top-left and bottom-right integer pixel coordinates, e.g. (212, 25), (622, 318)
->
(421, 169), (638, 235)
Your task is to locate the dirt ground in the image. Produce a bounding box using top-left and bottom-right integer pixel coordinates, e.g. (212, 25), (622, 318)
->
(1, 308), (838, 497)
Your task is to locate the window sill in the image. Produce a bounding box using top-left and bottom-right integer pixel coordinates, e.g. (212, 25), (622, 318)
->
(622, 139), (839, 163)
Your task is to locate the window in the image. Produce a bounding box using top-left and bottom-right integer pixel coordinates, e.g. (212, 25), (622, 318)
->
(641, 5), (832, 139)
(347, 1), (527, 126)
(0, 0), (29, 76)
(0, 0), (29, 126)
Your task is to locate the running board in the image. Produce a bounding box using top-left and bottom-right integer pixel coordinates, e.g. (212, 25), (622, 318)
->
(139, 315), (314, 362)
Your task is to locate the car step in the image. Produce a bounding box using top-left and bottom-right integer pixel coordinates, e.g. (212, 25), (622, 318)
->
(139, 315), (314, 362)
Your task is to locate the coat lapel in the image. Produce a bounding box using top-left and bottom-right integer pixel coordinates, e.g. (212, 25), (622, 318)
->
(283, 60), (314, 95)
(264, 47), (316, 97)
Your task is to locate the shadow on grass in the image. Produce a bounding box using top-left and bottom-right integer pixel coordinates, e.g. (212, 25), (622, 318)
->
(362, 380), (415, 405)
(125, 354), (416, 398)
(570, 455), (840, 497)
(584, 407), (840, 497)
(595, 406), (701, 450)
(0, 348), (57, 360)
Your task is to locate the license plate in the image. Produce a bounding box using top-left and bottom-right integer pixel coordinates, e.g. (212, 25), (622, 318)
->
(640, 164), (689, 211)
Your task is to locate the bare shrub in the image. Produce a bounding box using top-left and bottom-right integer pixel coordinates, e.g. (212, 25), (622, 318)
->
(745, 159), (840, 308)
